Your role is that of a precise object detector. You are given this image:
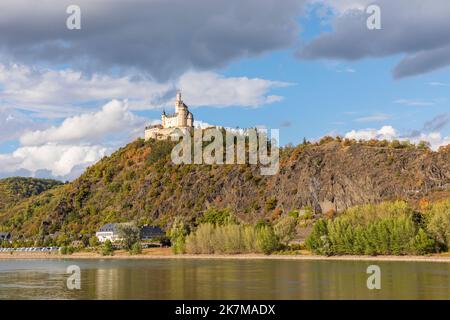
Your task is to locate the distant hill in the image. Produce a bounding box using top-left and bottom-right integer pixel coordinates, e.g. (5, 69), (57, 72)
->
(0, 177), (63, 212)
(0, 138), (449, 239)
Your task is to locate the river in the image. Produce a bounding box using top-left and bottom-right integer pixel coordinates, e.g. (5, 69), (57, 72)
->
(0, 258), (449, 299)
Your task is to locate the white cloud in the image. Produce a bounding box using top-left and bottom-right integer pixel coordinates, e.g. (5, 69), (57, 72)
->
(0, 108), (45, 142)
(0, 99), (146, 180)
(193, 120), (215, 129)
(177, 71), (292, 108)
(308, 0), (373, 13)
(20, 100), (143, 146)
(394, 99), (435, 107)
(336, 67), (356, 73)
(355, 113), (390, 123)
(0, 144), (108, 178)
(0, 64), (170, 117)
(345, 125), (398, 141)
(0, 63), (290, 180)
(344, 125), (450, 150)
(0, 64), (289, 117)
(429, 82), (450, 87)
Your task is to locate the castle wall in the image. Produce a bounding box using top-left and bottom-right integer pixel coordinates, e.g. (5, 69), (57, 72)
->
(145, 127), (193, 141)
(178, 108), (187, 127)
(165, 116), (178, 128)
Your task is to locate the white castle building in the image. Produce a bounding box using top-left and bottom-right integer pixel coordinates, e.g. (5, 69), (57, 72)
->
(145, 91), (194, 140)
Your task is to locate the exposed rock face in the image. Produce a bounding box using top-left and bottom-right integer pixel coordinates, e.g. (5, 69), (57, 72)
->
(271, 142), (449, 213)
(1, 139), (449, 237)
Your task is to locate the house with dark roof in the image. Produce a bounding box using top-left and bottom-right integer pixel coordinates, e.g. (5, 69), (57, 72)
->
(140, 226), (165, 240)
(95, 223), (122, 243)
(0, 232), (12, 242)
(96, 223), (165, 243)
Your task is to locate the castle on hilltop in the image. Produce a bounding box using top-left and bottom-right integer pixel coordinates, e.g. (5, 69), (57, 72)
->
(145, 91), (194, 140)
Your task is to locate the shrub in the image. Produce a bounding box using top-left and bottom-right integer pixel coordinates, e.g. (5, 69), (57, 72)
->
(242, 226), (258, 252)
(185, 223), (278, 255)
(288, 210), (299, 218)
(186, 223), (215, 254)
(198, 207), (233, 226)
(60, 246), (75, 255)
(273, 215), (297, 246)
(306, 202), (438, 256)
(264, 197), (277, 211)
(425, 200), (450, 250)
(130, 242), (143, 255)
(101, 239), (114, 256)
(215, 224), (245, 254)
(299, 206), (314, 220)
(305, 219), (331, 255)
(390, 140), (402, 149)
(417, 141), (431, 150)
(256, 226), (280, 255)
(89, 236), (99, 248)
(147, 140), (173, 165)
(413, 229), (435, 255)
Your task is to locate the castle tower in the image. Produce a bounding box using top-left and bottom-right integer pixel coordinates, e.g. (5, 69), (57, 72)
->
(176, 91), (187, 127)
(187, 111), (194, 127)
(161, 109), (166, 127)
(175, 91), (182, 114)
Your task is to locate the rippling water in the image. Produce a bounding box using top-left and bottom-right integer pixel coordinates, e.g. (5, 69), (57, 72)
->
(0, 258), (450, 299)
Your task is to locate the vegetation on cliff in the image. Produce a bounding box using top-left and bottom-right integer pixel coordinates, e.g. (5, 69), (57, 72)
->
(0, 177), (63, 212)
(0, 136), (448, 250)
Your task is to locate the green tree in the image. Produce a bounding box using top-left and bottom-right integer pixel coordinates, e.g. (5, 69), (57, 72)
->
(426, 200), (450, 250)
(117, 223), (140, 251)
(89, 236), (100, 248)
(60, 246), (74, 255)
(256, 226), (279, 255)
(305, 219), (329, 254)
(130, 242), (143, 255)
(198, 207), (233, 226)
(169, 217), (187, 254)
(101, 239), (114, 256)
(413, 229), (435, 255)
(273, 215), (297, 246)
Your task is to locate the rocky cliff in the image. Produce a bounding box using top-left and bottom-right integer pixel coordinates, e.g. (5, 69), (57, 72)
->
(0, 138), (449, 238)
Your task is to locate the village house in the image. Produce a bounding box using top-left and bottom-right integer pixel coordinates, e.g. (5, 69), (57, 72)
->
(96, 223), (165, 243)
(0, 232), (11, 243)
(140, 226), (165, 240)
(95, 223), (122, 243)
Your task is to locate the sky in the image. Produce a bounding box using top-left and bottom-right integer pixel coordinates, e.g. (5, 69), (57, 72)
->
(0, 0), (449, 180)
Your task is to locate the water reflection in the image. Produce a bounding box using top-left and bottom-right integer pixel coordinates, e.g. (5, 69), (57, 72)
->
(0, 259), (449, 299)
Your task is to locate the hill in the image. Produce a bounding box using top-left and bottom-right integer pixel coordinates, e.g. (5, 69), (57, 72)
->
(0, 177), (63, 212)
(0, 138), (449, 240)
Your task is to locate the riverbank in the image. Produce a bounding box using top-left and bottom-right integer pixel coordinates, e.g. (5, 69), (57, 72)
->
(1, 248), (450, 263)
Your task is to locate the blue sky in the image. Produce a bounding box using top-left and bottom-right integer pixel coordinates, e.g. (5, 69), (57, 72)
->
(139, 9), (450, 146)
(0, 0), (449, 180)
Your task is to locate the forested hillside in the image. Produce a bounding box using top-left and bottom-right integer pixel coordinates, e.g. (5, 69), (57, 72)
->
(0, 177), (63, 212)
(0, 137), (449, 242)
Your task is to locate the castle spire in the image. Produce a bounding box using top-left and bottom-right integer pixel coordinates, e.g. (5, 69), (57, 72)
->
(175, 90), (183, 114)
